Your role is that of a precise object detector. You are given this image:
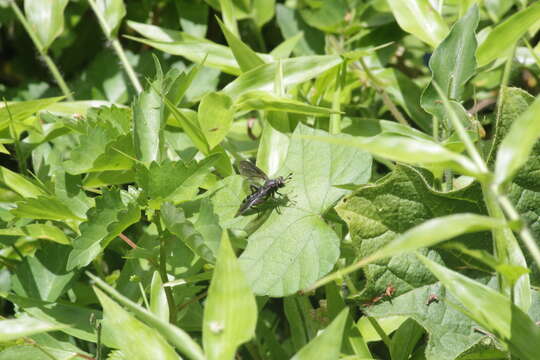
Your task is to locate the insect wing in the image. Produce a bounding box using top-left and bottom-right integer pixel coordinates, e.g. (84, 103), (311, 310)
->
(238, 161), (268, 181)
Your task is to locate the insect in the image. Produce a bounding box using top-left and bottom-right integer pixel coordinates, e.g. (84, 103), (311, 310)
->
(426, 294), (439, 306)
(236, 161), (292, 216)
(363, 284), (395, 307)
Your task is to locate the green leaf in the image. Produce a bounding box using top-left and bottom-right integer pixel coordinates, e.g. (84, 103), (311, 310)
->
(198, 92), (234, 149)
(371, 214), (503, 261)
(302, 132), (482, 178)
(12, 195), (84, 222)
(290, 308), (348, 360)
(67, 188), (141, 270)
(236, 91), (339, 116)
(477, 2), (540, 67)
(223, 55), (342, 100)
(0, 223), (69, 244)
(335, 165), (487, 299)
(1, 293), (100, 343)
(136, 156), (218, 209)
(270, 32), (304, 59)
(12, 242), (76, 302)
(216, 17), (265, 72)
(366, 283), (484, 360)
(63, 106), (134, 174)
(0, 166), (44, 198)
(133, 61), (165, 165)
(386, 0), (449, 47)
(422, 5), (479, 120)
(88, 273), (205, 360)
(276, 4), (324, 56)
(126, 21), (245, 75)
(23, 0), (68, 51)
(95, 288), (180, 360)
(238, 124), (372, 296)
(164, 99), (210, 155)
(0, 97), (64, 132)
(494, 94), (540, 186)
(299, 0), (347, 33)
(161, 202), (216, 262)
(91, 0), (126, 37)
(203, 232), (257, 360)
(0, 316), (63, 342)
(389, 318), (424, 360)
(418, 254), (540, 360)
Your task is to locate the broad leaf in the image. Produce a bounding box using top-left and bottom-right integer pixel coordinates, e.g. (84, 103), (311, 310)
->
(335, 165), (487, 299)
(386, 0), (449, 47)
(90, 0), (126, 37)
(238, 124), (372, 296)
(12, 242), (76, 302)
(418, 254), (540, 360)
(23, 0), (68, 51)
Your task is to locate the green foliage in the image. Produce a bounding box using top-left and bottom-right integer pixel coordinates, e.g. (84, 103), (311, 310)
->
(2, 1), (540, 360)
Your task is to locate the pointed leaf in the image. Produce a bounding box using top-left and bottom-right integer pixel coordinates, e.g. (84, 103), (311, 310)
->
(24, 0), (68, 51)
(216, 17), (265, 72)
(203, 232), (257, 360)
(95, 288), (180, 360)
(0, 316), (63, 342)
(477, 2), (540, 67)
(291, 309), (349, 360)
(223, 55), (342, 100)
(236, 91), (339, 116)
(386, 0), (449, 47)
(90, 0), (126, 37)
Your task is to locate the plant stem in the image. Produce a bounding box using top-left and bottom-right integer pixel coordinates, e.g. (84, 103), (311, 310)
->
(10, 0), (74, 101)
(111, 38), (143, 94)
(87, 0), (143, 94)
(154, 212), (177, 323)
(329, 61), (347, 134)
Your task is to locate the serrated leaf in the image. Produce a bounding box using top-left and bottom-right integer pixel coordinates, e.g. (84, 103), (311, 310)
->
(418, 254), (540, 360)
(198, 92), (234, 149)
(67, 188), (141, 270)
(95, 288), (180, 360)
(203, 232), (257, 360)
(23, 0), (68, 51)
(223, 55), (342, 100)
(290, 309), (348, 360)
(136, 156), (218, 209)
(386, 0), (449, 47)
(422, 5), (479, 120)
(0, 316), (63, 342)
(238, 124), (372, 296)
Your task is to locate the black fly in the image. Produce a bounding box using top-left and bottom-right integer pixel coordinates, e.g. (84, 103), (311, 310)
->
(236, 161), (292, 216)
